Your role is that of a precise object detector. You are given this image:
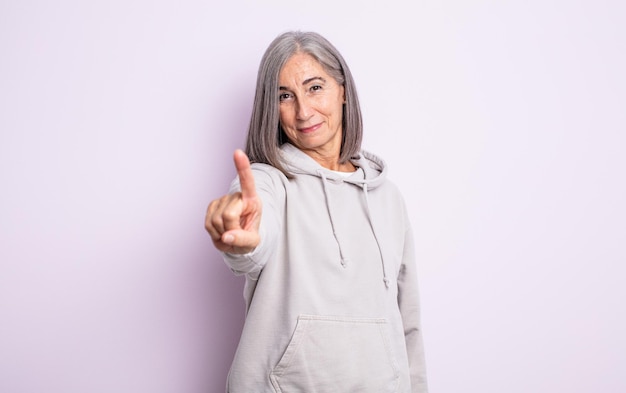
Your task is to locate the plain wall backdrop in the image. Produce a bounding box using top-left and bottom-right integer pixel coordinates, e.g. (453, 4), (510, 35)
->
(1, 1), (624, 392)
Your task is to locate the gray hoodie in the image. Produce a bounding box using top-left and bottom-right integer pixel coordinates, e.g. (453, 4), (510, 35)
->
(222, 143), (428, 393)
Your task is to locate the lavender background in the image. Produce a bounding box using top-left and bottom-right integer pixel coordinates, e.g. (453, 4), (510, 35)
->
(1, 1), (625, 392)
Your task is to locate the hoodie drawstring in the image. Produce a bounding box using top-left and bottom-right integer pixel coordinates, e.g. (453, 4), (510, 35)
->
(361, 183), (390, 288)
(319, 170), (390, 288)
(319, 171), (349, 268)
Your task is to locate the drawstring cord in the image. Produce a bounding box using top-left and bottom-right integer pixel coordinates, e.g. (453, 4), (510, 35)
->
(319, 170), (390, 288)
(319, 171), (349, 268)
(361, 183), (390, 288)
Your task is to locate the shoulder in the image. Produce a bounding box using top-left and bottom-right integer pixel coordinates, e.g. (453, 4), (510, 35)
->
(249, 163), (290, 201)
(250, 163), (289, 185)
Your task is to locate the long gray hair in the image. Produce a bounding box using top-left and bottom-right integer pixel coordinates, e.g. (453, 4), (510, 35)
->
(245, 31), (363, 176)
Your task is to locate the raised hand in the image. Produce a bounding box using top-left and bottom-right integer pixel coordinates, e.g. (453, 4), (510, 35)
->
(205, 150), (262, 254)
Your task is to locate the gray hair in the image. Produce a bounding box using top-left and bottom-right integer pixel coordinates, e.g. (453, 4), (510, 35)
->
(245, 31), (363, 177)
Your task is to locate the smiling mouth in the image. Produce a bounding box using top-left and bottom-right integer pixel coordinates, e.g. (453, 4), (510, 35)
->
(298, 123), (322, 133)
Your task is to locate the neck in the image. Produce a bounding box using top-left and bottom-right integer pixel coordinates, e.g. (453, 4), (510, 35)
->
(303, 150), (355, 172)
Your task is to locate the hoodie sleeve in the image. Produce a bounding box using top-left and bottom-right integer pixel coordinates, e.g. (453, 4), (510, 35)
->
(221, 165), (286, 279)
(398, 225), (429, 393)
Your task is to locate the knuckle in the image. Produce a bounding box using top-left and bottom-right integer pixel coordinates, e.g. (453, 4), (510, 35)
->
(222, 209), (239, 222)
(210, 214), (223, 228)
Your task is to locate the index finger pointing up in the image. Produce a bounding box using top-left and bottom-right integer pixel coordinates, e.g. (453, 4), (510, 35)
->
(233, 149), (257, 199)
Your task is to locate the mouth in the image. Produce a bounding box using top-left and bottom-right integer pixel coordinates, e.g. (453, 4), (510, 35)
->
(298, 123), (322, 134)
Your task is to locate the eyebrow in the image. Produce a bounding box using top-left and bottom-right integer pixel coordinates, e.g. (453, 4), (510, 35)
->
(279, 76), (327, 90)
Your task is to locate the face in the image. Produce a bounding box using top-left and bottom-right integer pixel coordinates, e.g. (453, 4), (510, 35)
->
(278, 52), (345, 160)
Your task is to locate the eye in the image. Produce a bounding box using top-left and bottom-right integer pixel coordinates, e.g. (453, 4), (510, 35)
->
(310, 85), (323, 92)
(279, 92), (293, 102)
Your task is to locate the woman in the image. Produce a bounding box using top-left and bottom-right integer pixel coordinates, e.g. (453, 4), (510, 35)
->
(205, 31), (428, 393)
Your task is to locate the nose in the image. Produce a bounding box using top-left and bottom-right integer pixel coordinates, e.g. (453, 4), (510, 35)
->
(295, 96), (313, 120)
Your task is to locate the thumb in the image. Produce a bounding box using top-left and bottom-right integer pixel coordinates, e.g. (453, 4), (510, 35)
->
(222, 228), (260, 253)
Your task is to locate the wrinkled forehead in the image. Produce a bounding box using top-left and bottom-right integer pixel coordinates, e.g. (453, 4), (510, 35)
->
(279, 51), (343, 87)
(279, 53), (328, 82)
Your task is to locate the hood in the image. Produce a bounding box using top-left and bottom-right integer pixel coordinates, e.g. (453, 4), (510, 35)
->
(279, 143), (392, 289)
(279, 142), (388, 188)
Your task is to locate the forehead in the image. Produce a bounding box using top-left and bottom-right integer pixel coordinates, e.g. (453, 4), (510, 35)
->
(279, 53), (329, 82)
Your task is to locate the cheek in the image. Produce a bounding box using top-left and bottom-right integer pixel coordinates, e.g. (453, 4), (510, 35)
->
(327, 100), (344, 122)
(323, 93), (344, 119)
(279, 107), (293, 126)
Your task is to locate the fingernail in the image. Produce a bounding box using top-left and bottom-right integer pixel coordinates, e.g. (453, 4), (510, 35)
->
(223, 234), (234, 244)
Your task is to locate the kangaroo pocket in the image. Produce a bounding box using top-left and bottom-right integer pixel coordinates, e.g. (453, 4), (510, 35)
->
(270, 315), (400, 393)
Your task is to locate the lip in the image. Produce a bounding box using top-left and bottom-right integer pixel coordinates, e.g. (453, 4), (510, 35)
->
(297, 123), (322, 134)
